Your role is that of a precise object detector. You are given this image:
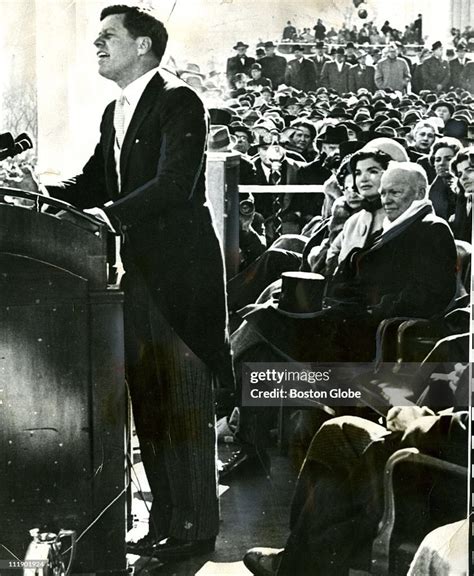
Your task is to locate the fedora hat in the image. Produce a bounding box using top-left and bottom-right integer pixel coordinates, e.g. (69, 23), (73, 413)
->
(242, 109), (261, 126)
(431, 100), (455, 116)
(277, 272), (326, 316)
(233, 41), (249, 50)
(229, 122), (253, 141)
(444, 119), (468, 139)
(340, 120), (362, 135)
(208, 125), (235, 152)
(339, 140), (365, 159)
(319, 125), (349, 144)
(354, 110), (373, 124)
(209, 108), (233, 126)
(182, 74), (205, 91)
(378, 118), (412, 134)
(178, 63), (205, 78)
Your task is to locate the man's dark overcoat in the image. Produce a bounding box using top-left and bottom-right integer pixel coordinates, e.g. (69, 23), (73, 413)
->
(48, 71), (233, 386)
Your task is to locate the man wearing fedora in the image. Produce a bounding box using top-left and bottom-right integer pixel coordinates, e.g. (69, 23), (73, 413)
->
(320, 48), (351, 94)
(260, 41), (287, 88)
(348, 51), (376, 93)
(310, 41), (331, 83)
(285, 45), (318, 93)
(226, 41), (255, 87)
(317, 125), (349, 171)
(421, 41), (450, 92)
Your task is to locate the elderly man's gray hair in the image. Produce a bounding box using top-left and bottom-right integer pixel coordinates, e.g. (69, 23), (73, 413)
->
(385, 161), (429, 197)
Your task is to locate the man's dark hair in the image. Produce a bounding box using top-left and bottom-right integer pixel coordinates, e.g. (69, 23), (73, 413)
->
(100, 5), (168, 62)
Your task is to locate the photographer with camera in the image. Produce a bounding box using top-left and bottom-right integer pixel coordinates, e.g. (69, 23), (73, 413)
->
(239, 193), (266, 271)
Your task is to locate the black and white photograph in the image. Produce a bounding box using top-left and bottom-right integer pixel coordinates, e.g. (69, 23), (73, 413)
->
(0, 0), (472, 574)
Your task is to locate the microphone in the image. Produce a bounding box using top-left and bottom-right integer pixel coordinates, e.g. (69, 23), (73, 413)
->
(0, 132), (33, 161)
(14, 133), (33, 154)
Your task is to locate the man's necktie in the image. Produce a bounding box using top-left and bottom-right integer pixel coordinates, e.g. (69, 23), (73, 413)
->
(270, 170), (281, 186)
(114, 92), (127, 150)
(270, 170), (283, 238)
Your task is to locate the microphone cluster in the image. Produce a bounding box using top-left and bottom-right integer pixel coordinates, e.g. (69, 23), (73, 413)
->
(0, 132), (33, 161)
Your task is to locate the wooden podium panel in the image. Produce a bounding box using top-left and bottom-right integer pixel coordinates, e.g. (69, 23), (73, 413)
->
(0, 199), (127, 574)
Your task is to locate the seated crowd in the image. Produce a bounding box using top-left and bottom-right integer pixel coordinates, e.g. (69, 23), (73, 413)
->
(195, 31), (473, 576)
(226, 146), (472, 574)
(281, 15), (423, 46)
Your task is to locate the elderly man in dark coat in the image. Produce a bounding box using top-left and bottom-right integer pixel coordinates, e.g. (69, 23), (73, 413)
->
(320, 47), (351, 94)
(285, 45), (318, 92)
(421, 41), (451, 92)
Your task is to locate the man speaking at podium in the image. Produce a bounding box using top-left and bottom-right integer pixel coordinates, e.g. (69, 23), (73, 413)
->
(46, 4), (233, 561)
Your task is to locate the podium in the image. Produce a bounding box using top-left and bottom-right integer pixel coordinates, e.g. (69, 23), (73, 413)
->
(0, 191), (127, 574)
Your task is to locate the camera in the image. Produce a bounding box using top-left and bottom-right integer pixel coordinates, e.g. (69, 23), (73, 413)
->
(240, 199), (255, 217)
